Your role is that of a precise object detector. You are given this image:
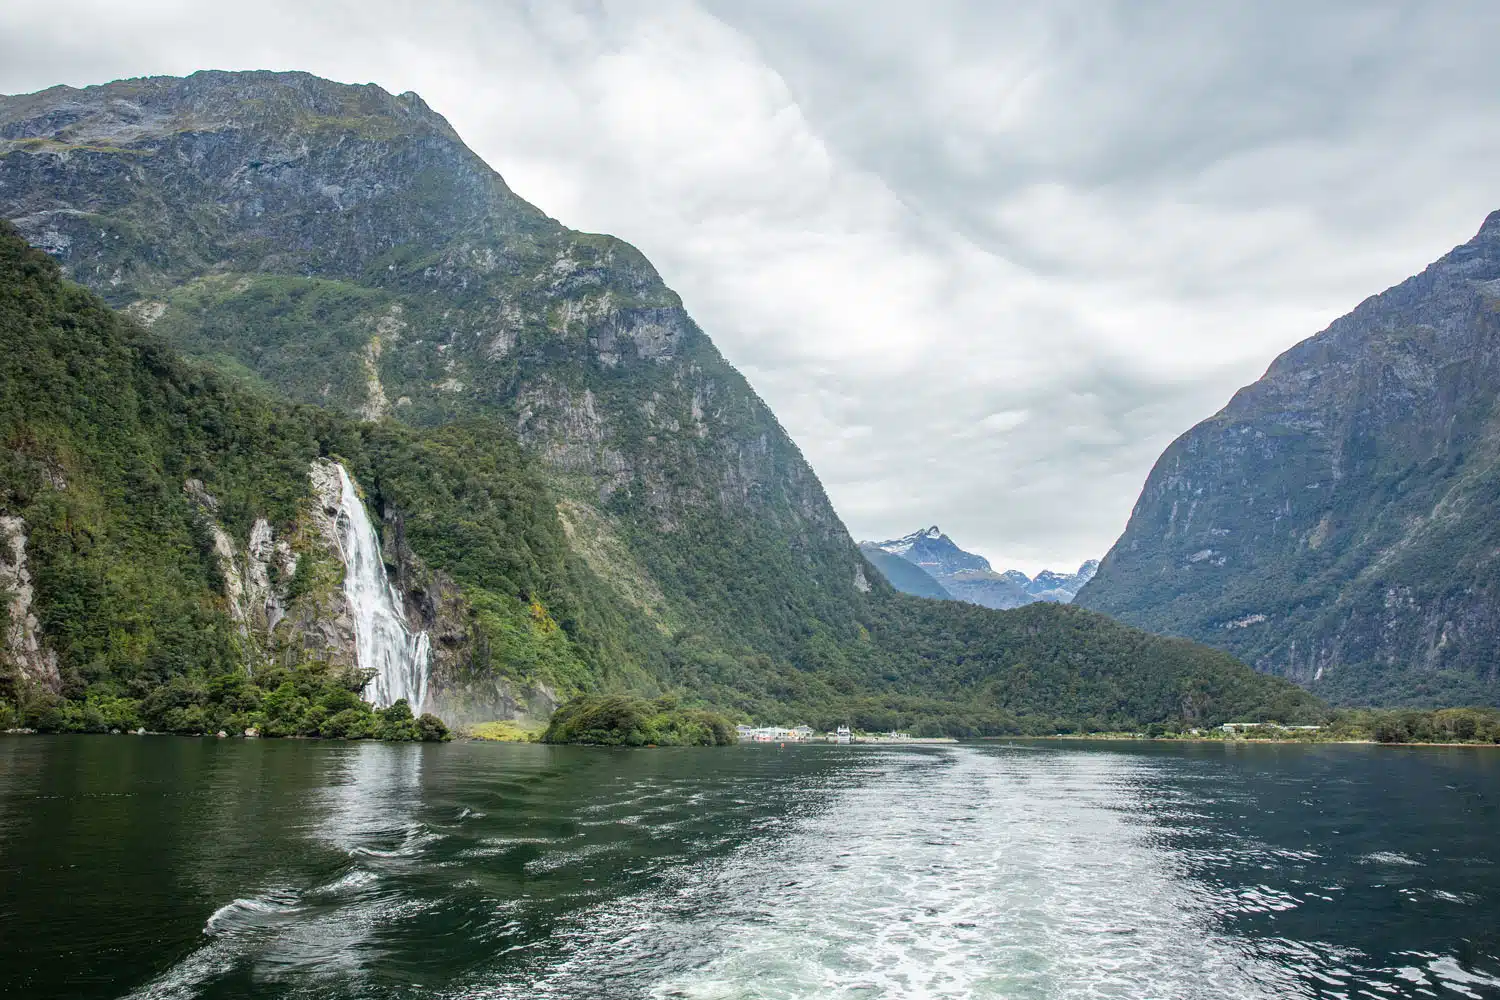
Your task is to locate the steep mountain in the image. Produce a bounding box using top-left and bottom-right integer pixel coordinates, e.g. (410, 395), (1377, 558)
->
(0, 71), (1325, 735)
(867, 527), (1096, 609)
(0, 70), (858, 663)
(1078, 213), (1500, 707)
(873, 526), (992, 577)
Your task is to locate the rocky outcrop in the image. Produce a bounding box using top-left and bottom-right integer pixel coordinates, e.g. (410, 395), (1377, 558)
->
(1078, 212), (1500, 706)
(378, 496), (471, 695)
(0, 515), (61, 692)
(184, 479), (300, 642)
(185, 474), (352, 674)
(290, 460), (362, 672)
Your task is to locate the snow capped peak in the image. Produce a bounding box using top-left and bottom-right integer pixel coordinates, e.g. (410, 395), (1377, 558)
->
(861, 525), (1099, 608)
(873, 525), (946, 557)
(862, 523), (1098, 609)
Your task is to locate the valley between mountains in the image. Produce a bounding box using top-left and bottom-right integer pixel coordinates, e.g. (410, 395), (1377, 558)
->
(0, 69), (1491, 742)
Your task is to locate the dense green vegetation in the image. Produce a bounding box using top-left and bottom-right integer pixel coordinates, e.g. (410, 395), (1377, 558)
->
(543, 694), (735, 746)
(0, 222), (651, 735)
(0, 661), (449, 740)
(1345, 706), (1500, 744)
(615, 584), (1329, 738)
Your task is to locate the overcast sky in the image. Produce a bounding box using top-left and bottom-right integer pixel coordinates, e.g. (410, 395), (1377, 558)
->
(4, 1), (1499, 574)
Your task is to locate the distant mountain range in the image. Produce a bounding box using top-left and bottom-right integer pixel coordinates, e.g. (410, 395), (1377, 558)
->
(860, 527), (1097, 610)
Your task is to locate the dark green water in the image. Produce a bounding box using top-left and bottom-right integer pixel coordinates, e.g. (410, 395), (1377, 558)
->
(1, 736), (1497, 999)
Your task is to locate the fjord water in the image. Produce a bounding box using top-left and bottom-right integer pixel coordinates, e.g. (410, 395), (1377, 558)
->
(1, 739), (1496, 1000)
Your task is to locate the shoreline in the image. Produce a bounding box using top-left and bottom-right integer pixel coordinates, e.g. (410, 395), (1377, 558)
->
(0, 727), (447, 743)
(990, 734), (1500, 748)
(8, 729), (1498, 749)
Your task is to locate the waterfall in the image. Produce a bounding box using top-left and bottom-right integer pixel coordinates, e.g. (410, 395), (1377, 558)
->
(331, 464), (431, 715)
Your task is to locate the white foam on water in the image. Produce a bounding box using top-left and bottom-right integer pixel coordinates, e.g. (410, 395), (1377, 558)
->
(646, 747), (1301, 1000)
(1427, 955), (1500, 998)
(1361, 851), (1424, 867)
(456, 746), (1307, 1000)
(204, 893), (306, 936)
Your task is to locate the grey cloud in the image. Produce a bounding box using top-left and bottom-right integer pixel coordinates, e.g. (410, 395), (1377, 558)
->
(2, 1), (1497, 574)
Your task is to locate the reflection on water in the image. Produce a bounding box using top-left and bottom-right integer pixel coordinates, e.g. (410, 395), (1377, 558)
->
(0, 738), (1497, 999)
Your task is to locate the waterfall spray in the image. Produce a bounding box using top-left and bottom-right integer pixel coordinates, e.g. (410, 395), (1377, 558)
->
(331, 464), (431, 714)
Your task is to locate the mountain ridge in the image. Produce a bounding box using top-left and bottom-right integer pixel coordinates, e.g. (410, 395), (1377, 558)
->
(0, 69), (864, 657)
(865, 526), (1097, 609)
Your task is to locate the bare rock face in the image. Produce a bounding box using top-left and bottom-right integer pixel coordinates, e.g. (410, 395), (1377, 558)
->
(184, 474), (349, 673)
(1078, 212), (1500, 706)
(0, 515), (61, 692)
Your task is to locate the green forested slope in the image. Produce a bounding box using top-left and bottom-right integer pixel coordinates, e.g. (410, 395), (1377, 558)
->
(0, 223), (655, 733)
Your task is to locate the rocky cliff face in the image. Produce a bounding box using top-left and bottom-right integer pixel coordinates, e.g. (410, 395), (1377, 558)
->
(0, 515), (60, 693)
(1078, 212), (1500, 706)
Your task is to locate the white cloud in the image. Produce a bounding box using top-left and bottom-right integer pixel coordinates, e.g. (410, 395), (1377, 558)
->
(976, 411), (1031, 435)
(3, 0), (1499, 575)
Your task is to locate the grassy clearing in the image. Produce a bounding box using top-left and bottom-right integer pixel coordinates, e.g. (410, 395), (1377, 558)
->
(468, 719), (548, 742)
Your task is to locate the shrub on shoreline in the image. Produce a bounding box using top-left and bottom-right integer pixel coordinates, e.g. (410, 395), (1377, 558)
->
(542, 695), (735, 746)
(3, 661), (450, 742)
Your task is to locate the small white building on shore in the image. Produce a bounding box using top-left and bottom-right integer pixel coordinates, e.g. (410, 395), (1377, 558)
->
(736, 725), (815, 742)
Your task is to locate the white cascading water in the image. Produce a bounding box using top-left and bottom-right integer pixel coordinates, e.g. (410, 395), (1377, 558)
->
(332, 464), (431, 714)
